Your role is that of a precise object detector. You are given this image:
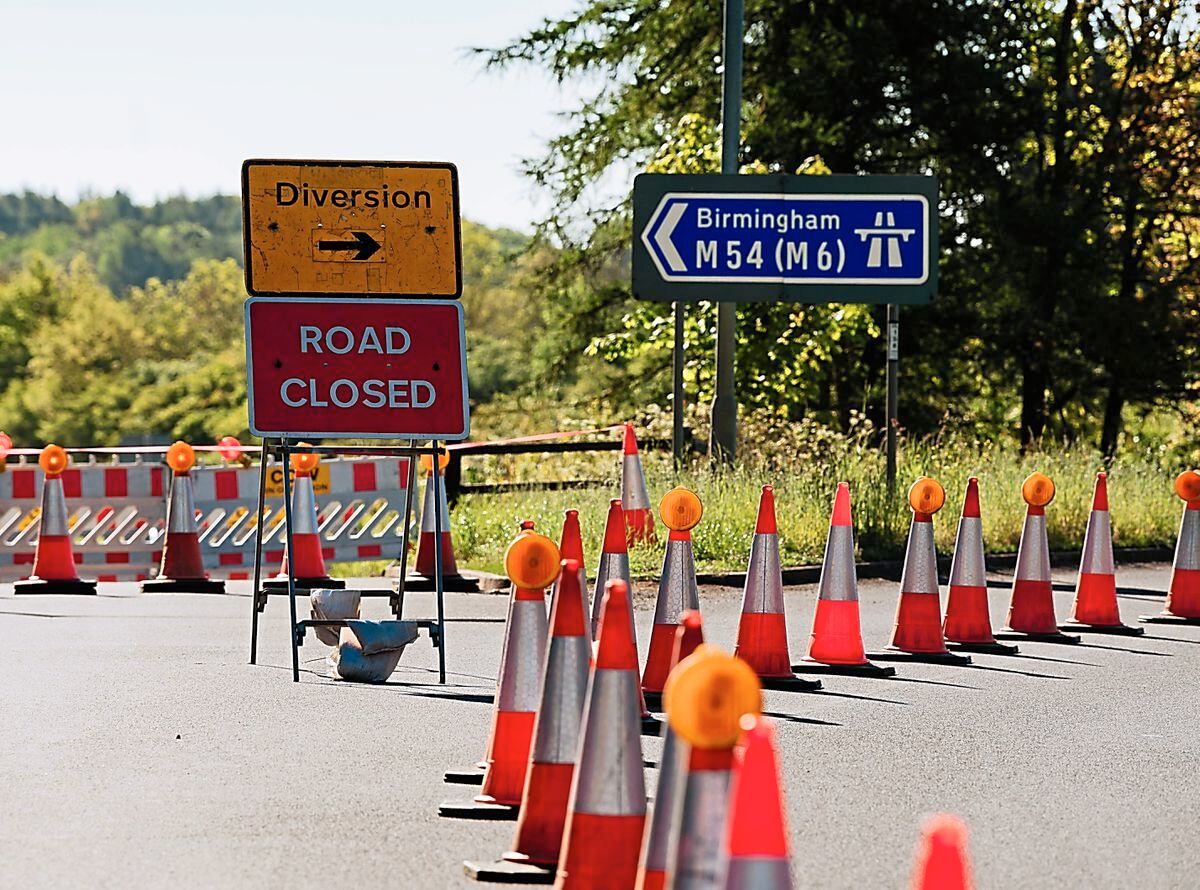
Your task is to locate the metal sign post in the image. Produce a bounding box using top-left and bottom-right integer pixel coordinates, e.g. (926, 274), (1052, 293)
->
(886, 304), (900, 494)
(711, 0), (744, 463)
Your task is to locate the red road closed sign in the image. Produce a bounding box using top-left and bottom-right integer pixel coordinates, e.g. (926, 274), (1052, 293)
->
(244, 297), (470, 440)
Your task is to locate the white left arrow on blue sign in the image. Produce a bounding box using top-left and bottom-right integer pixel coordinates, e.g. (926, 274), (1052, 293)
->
(651, 201), (689, 272)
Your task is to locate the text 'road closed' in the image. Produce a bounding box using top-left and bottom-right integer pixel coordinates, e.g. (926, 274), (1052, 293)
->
(245, 298), (469, 440)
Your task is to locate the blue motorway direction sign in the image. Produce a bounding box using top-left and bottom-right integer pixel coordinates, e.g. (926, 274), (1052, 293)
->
(632, 174), (938, 304)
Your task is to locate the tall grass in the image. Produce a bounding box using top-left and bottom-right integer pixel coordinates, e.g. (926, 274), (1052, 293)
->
(448, 435), (1185, 576)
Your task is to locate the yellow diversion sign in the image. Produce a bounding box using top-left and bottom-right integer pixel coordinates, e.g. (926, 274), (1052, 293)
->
(241, 159), (462, 297)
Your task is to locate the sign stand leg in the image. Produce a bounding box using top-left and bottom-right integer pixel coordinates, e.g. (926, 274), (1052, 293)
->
(391, 453), (420, 619)
(886, 304), (900, 495)
(249, 443), (270, 665)
(280, 438), (301, 683)
(430, 441), (447, 685)
(672, 301), (686, 464)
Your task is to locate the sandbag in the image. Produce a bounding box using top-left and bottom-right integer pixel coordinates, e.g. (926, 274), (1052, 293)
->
(332, 619), (419, 683)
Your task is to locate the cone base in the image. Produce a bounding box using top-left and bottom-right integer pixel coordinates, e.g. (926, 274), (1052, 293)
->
(140, 577), (226, 594)
(1058, 621), (1145, 637)
(792, 659), (896, 678)
(263, 577), (345, 591)
(758, 674), (823, 693)
(642, 690), (663, 712)
(464, 859), (555, 884)
(947, 640), (1021, 655)
(13, 578), (97, 595)
(996, 629), (1081, 645)
(641, 714), (663, 736)
(444, 768), (485, 786)
(403, 573), (481, 592)
(1140, 613), (1200, 626)
(870, 647), (973, 666)
(438, 799), (518, 820)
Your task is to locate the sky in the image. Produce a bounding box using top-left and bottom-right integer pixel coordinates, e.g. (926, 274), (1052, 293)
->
(0, 0), (583, 232)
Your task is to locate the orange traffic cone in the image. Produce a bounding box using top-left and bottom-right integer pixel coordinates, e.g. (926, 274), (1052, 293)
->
(14, 445), (96, 595)
(142, 442), (224, 594)
(555, 579), (646, 889)
(559, 509), (592, 644)
(910, 814), (973, 890)
(943, 478), (1018, 655)
(591, 500), (659, 732)
(723, 715), (794, 890)
(592, 499), (633, 637)
(464, 558), (592, 882)
(444, 519), (539, 789)
(636, 610), (705, 890)
(642, 488), (703, 700)
(996, 473), (1079, 644)
(661, 646), (762, 889)
(265, 450), (343, 591)
(441, 530), (560, 820)
(874, 478), (971, 666)
(1060, 472), (1143, 636)
(795, 483), (895, 677)
(1142, 471), (1200, 625)
(622, 423), (656, 546)
(734, 486), (821, 692)
(408, 455), (479, 592)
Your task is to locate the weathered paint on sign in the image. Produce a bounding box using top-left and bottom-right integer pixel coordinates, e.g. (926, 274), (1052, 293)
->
(241, 159), (461, 297)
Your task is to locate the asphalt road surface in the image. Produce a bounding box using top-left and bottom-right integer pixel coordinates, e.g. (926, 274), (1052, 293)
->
(2, 563), (1197, 889)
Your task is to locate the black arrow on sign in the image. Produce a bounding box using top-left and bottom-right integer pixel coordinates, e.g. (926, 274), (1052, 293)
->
(317, 231), (381, 261)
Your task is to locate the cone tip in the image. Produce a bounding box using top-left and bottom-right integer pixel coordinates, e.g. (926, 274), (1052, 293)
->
(602, 499), (627, 552)
(831, 482), (852, 527)
(622, 422), (638, 455)
(1093, 471), (1109, 511)
(962, 478), (981, 517)
(755, 485), (778, 534)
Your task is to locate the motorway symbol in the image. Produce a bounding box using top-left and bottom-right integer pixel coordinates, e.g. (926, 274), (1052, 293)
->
(241, 159), (461, 298)
(633, 174), (938, 305)
(315, 231), (382, 262)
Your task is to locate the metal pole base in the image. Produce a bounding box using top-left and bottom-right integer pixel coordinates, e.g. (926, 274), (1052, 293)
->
(947, 640), (1021, 655)
(1058, 621), (1145, 637)
(140, 578), (227, 595)
(262, 576), (346, 591)
(438, 799), (518, 820)
(757, 674), (824, 693)
(1140, 613), (1200, 626)
(13, 578), (97, 596)
(995, 630), (1081, 645)
(792, 659), (897, 678)
(869, 647), (973, 666)
(444, 768), (486, 786)
(464, 859), (555, 884)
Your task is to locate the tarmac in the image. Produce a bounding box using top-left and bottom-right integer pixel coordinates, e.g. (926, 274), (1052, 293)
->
(2, 563), (1198, 889)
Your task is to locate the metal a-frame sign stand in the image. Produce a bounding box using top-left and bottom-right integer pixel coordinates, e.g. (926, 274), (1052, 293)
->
(246, 441), (448, 684)
(239, 159), (467, 686)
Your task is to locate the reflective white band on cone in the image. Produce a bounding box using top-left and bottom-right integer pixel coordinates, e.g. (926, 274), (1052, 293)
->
(1079, 511), (1115, 575)
(817, 525), (858, 601)
(900, 519), (938, 595)
(531, 635), (591, 764)
(572, 668), (645, 815)
(167, 474), (198, 534)
(742, 533), (785, 614)
(653, 537), (699, 624)
(497, 598), (549, 713)
(40, 478), (70, 536)
(1014, 513), (1051, 582)
(1174, 507), (1200, 571)
(948, 516), (986, 587)
(622, 454), (652, 511)
(592, 551), (633, 635)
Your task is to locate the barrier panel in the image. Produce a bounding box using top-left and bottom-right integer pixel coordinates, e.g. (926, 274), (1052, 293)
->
(0, 457), (412, 583)
(0, 460), (165, 582)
